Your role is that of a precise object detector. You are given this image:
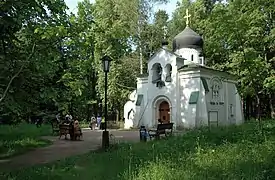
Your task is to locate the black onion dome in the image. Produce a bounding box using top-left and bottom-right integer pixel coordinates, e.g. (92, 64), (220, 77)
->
(172, 27), (203, 51)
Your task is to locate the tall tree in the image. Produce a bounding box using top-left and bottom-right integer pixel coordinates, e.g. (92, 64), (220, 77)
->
(142, 10), (169, 58)
(0, 0), (69, 121)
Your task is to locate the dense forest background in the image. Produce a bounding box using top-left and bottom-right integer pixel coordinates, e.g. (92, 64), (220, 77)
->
(0, 0), (274, 123)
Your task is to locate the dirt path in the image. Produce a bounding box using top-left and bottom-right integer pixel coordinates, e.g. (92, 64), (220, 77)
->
(0, 130), (140, 172)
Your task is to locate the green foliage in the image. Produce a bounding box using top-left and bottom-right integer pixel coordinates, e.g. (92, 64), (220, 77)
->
(0, 123), (52, 159)
(141, 10), (169, 57)
(0, 0), (69, 121)
(93, 0), (141, 111)
(2, 121), (275, 179)
(1, 0), (274, 122)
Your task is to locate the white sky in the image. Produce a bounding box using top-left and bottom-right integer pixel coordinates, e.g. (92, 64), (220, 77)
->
(64, 0), (178, 19)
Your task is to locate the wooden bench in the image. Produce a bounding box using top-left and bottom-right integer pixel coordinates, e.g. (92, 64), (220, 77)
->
(59, 124), (73, 140)
(148, 123), (174, 140)
(59, 124), (83, 140)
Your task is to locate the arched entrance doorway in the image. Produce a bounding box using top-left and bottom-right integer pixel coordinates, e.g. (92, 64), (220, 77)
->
(158, 101), (170, 124)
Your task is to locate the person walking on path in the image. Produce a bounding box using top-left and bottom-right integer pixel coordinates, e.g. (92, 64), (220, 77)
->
(97, 115), (102, 129)
(89, 116), (97, 130)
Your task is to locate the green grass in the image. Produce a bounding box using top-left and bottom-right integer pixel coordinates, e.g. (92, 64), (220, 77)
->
(79, 122), (89, 128)
(2, 120), (275, 180)
(0, 123), (52, 159)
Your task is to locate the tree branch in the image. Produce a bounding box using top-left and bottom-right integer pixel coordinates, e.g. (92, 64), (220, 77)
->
(0, 43), (36, 103)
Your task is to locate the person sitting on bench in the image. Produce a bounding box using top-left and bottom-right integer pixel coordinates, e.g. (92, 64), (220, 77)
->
(65, 114), (73, 124)
(158, 119), (163, 124)
(73, 119), (82, 140)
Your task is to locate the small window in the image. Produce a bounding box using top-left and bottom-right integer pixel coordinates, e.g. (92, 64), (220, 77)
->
(189, 91), (199, 104)
(230, 104), (234, 116)
(136, 95), (143, 106)
(165, 64), (172, 82)
(191, 55), (194, 61)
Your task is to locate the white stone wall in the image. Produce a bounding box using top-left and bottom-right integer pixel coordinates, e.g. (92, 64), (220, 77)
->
(123, 101), (135, 129)
(196, 80), (208, 127)
(178, 71), (201, 128)
(145, 49), (179, 128)
(135, 77), (148, 127)
(124, 48), (244, 129)
(226, 82), (236, 125)
(175, 48), (204, 65)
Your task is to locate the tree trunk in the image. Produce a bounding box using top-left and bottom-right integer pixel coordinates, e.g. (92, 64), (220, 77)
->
(118, 109), (121, 121)
(270, 93), (275, 119)
(256, 94), (261, 120)
(255, 94), (264, 135)
(86, 104), (92, 122)
(116, 109), (119, 122)
(245, 96), (250, 120)
(137, 13), (143, 75)
(252, 99), (257, 119)
(0, 43), (36, 103)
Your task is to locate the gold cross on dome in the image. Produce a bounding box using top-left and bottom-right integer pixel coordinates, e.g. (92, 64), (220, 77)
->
(184, 9), (191, 26)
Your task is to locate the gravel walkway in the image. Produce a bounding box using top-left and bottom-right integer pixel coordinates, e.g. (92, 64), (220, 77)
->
(0, 129), (140, 172)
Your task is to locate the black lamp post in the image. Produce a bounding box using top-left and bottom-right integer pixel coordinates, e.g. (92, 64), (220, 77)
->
(101, 55), (112, 150)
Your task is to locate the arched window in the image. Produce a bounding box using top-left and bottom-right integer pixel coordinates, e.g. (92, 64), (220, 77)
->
(165, 64), (172, 82)
(191, 54), (194, 61)
(210, 77), (224, 104)
(151, 63), (162, 84)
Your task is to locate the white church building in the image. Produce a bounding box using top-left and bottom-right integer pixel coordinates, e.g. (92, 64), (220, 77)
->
(123, 11), (244, 129)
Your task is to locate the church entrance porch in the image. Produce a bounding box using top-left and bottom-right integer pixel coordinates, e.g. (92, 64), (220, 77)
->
(159, 101), (170, 124)
(152, 96), (172, 128)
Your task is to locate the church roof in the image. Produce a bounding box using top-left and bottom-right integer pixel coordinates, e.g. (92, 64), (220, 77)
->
(178, 63), (218, 72)
(147, 47), (183, 63)
(172, 27), (203, 51)
(178, 64), (237, 80)
(137, 73), (149, 78)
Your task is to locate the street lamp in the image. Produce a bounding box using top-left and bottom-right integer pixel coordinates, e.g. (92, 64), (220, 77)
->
(101, 55), (112, 150)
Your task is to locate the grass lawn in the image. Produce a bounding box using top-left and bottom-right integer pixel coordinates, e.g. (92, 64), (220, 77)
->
(79, 122), (90, 129)
(0, 123), (52, 160)
(2, 120), (275, 180)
